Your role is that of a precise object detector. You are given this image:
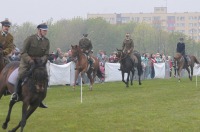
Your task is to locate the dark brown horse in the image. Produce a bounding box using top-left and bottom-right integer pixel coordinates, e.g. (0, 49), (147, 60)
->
(174, 53), (200, 82)
(0, 59), (48, 132)
(71, 45), (103, 90)
(118, 50), (135, 87)
(116, 49), (143, 86)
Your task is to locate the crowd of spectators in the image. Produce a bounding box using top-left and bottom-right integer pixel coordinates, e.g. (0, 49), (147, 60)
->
(9, 46), (174, 81)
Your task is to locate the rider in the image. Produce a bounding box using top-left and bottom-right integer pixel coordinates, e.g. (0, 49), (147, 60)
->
(176, 37), (188, 66)
(0, 18), (14, 64)
(11, 23), (50, 108)
(79, 33), (94, 69)
(119, 33), (137, 70)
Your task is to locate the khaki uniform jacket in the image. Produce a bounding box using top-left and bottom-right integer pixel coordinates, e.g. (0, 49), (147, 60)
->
(19, 34), (50, 78)
(79, 37), (93, 52)
(0, 31), (14, 56)
(122, 38), (134, 52)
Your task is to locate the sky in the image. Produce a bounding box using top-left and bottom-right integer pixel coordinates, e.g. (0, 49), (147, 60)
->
(1, 0), (200, 25)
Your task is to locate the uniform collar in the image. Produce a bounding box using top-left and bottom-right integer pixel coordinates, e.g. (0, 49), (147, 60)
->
(1, 31), (7, 37)
(36, 34), (44, 40)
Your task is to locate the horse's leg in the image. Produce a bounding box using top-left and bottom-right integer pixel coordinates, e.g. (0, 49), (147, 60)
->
(2, 100), (17, 130)
(73, 70), (80, 90)
(177, 68), (182, 82)
(122, 71), (126, 86)
(122, 71), (125, 83)
(20, 104), (38, 132)
(87, 72), (93, 91)
(8, 104), (38, 132)
(138, 67), (142, 85)
(190, 66), (193, 80)
(126, 72), (130, 87)
(186, 66), (192, 81)
(130, 70), (134, 86)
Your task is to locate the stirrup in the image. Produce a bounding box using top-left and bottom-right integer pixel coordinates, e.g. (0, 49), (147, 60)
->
(10, 93), (19, 101)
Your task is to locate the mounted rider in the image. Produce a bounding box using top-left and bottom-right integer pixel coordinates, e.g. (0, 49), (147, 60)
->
(176, 37), (188, 66)
(79, 33), (94, 69)
(11, 23), (50, 108)
(119, 33), (137, 70)
(0, 18), (14, 64)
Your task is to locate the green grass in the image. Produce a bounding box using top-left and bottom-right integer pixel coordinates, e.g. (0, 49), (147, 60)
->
(1, 77), (200, 132)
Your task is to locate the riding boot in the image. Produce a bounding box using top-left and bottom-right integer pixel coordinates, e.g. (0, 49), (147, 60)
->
(39, 102), (48, 108)
(11, 78), (22, 101)
(184, 56), (188, 66)
(89, 58), (94, 70)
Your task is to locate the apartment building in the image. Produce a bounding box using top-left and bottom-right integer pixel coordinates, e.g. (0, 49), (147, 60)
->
(87, 7), (200, 41)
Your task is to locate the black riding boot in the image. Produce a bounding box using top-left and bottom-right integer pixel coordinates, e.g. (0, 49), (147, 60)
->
(89, 58), (94, 69)
(11, 78), (22, 101)
(39, 102), (48, 108)
(184, 56), (188, 66)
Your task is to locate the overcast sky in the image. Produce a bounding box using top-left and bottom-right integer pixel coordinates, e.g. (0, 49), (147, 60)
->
(1, 0), (200, 25)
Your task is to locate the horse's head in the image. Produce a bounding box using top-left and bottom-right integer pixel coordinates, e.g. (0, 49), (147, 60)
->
(71, 45), (82, 58)
(31, 64), (48, 93)
(174, 53), (182, 61)
(116, 49), (123, 59)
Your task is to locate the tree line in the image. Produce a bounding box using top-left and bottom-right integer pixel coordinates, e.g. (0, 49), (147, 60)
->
(10, 18), (200, 57)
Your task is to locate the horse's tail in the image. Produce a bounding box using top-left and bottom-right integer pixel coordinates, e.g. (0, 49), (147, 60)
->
(194, 56), (200, 64)
(97, 67), (104, 79)
(134, 52), (143, 76)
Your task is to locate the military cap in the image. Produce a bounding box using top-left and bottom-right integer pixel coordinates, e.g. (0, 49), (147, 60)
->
(1, 18), (11, 27)
(37, 23), (48, 30)
(83, 34), (88, 37)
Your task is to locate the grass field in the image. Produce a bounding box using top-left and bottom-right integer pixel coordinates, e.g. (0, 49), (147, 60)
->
(1, 77), (200, 132)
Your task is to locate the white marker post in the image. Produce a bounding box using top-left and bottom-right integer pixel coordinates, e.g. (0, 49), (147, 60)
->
(196, 75), (197, 87)
(81, 77), (83, 103)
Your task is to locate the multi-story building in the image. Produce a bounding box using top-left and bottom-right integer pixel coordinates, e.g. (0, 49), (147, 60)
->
(87, 7), (200, 41)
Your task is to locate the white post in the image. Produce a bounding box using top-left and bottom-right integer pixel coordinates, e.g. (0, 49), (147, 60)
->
(196, 75), (197, 87)
(81, 77), (83, 103)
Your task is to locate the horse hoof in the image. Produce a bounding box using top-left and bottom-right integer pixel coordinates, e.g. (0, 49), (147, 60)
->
(2, 123), (7, 129)
(139, 83), (142, 85)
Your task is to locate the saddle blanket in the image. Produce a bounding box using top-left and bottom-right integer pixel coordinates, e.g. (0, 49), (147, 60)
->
(8, 67), (19, 86)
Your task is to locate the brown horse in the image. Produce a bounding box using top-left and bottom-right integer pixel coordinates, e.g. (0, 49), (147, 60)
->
(174, 53), (200, 82)
(0, 59), (48, 132)
(0, 47), (6, 73)
(71, 45), (103, 90)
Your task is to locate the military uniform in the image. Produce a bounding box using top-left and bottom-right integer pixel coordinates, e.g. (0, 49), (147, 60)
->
(11, 23), (49, 108)
(176, 42), (185, 55)
(122, 38), (138, 64)
(19, 34), (50, 78)
(0, 31), (14, 56)
(78, 34), (94, 69)
(176, 38), (188, 66)
(122, 38), (134, 53)
(79, 37), (93, 54)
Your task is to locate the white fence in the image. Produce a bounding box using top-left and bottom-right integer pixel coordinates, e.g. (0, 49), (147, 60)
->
(47, 62), (200, 86)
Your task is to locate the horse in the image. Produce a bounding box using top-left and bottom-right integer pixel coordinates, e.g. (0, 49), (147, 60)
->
(0, 47), (6, 73)
(116, 49), (143, 86)
(174, 52), (200, 82)
(0, 59), (48, 132)
(118, 50), (135, 87)
(71, 45), (103, 90)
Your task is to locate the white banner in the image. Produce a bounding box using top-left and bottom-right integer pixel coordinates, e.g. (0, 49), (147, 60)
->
(154, 63), (165, 78)
(47, 61), (75, 86)
(105, 62), (127, 82)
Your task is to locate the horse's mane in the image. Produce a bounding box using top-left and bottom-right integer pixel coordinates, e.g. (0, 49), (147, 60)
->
(32, 66), (48, 81)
